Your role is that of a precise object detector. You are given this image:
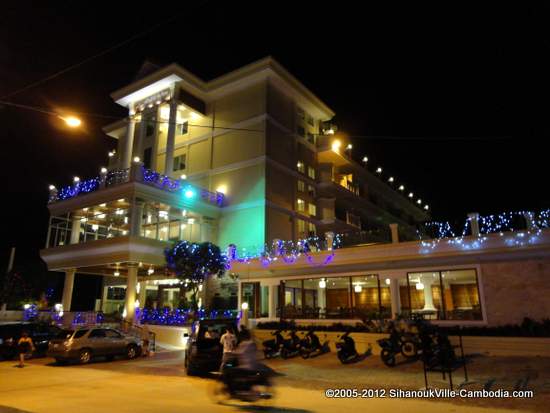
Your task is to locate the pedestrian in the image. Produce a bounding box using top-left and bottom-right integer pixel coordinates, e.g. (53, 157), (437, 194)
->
(17, 331), (35, 368)
(219, 327), (237, 371)
(141, 324), (151, 357)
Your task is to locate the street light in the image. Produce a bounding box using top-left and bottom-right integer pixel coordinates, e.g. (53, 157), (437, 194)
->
(60, 116), (82, 128)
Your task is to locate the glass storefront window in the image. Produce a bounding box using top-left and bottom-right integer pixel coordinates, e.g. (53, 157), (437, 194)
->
(283, 280), (302, 318)
(407, 272), (444, 320)
(406, 269), (482, 321)
(48, 201), (130, 247)
(325, 277), (351, 319)
(352, 275), (380, 317)
(241, 282), (259, 318)
(441, 269), (482, 320)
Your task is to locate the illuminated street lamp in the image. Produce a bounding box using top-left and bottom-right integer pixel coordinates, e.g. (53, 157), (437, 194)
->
(60, 116), (82, 128)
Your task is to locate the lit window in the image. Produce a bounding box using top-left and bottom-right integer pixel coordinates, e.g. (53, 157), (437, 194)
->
(308, 203), (317, 217)
(297, 219), (306, 235)
(296, 199), (305, 212)
(308, 185), (315, 197)
(308, 222), (316, 236)
(297, 180), (305, 192)
(173, 154), (186, 171)
(307, 166), (316, 180)
(177, 121), (188, 136)
(297, 161), (305, 173)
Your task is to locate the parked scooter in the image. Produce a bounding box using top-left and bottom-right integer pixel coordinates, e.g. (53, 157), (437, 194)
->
(336, 331), (371, 364)
(280, 330), (302, 359)
(300, 330), (330, 359)
(262, 330), (285, 359)
(377, 326), (402, 367)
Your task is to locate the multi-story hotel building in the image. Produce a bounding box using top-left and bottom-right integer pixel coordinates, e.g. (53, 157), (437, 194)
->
(41, 57), (550, 329)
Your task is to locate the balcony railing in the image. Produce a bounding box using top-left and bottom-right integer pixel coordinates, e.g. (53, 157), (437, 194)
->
(49, 166), (224, 207)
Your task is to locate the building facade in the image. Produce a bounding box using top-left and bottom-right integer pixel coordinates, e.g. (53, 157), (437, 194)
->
(231, 223), (550, 327)
(41, 57), (430, 321)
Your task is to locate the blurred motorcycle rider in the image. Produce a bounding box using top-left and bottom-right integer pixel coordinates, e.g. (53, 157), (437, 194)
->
(224, 327), (260, 393)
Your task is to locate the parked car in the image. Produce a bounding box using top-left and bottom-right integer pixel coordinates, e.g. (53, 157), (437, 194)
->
(184, 318), (238, 375)
(47, 326), (141, 364)
(0, 322), (63, 360)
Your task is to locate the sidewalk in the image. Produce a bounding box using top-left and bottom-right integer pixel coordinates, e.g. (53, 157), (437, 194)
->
(262, 351), (550, 411)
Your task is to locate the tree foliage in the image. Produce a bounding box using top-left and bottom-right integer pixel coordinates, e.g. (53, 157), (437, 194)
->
(164, 241), (228, 310)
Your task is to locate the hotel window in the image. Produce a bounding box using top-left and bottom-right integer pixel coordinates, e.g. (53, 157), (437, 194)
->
(143, 147), (152, 169)
(307, 184), (315, 197)
(283, 280), (303, 318)
(403, 269), (482, 321)
(306, 132), (315, 144)
(297, 180), (305, 192)
(296, 198), (305, 212)
(325, 277), (351, 319)
(307, 166), (316, 180)
(145, 118), (156, 137)
(297, 125), (306, 138)
(241, 282), (260, 319)
(173, 154), (186, 171)
(296, 106), (305, 121)
(351, 275), (390, 318)
(308, 203), (317, 217)
(297, 161), (305, 173)
(297, 218), (306, 236)
(177, 121), (188, 135)
(307, 222), (316, 236)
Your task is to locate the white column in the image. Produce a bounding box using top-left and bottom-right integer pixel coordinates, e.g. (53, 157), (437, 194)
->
(422, 278), (436, 311)
(237, 282), (242, 309)
(268, 284), (278, 319)
(164, 100), (178, 175)
(62, 269), (76, 312)
(124, 266), (138, 322)
(317, 283), (326, 318)
(138, 282), (147, 309)
(70, 216), (81, 244)
(130, 200), (144, 237)
(468, 212), (480, 237)
(134, 118), (147, 160)
(389, 223), (399, 243)
(121, 118), (136, 169)
(101, 285), (109, 312)
(390, 278), (400, 319)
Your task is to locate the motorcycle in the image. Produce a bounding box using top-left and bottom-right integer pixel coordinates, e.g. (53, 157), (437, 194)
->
(377, 328), (402, 367)
(336, 331), (371, 364)
(212, 362), (274, 403)
(280, 330), (302, 359)
(300, 330), (330, 359)
(262, 330), (285, 359)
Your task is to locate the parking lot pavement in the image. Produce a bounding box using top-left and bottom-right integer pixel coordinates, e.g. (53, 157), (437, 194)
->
(0, 351), (545, 413)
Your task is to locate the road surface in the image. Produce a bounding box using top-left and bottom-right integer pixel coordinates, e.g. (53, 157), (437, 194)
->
(0, 352), (529, 413)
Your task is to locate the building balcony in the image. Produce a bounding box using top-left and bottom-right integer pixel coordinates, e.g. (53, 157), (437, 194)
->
(43, 163), (223, 272)
(316, 135), (353, 167)
(49, 164), (224, 207)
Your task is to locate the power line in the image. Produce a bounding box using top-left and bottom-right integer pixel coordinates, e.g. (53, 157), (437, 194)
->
(0, 99), (517, 140)
(0, 2), (210, 101)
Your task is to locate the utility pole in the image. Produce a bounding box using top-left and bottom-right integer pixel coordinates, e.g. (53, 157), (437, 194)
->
(1, 247), (15, 312)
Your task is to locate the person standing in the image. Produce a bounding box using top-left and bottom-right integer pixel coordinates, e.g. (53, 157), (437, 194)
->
(17, 331), (35, 368)
(219, 327), (237, 371)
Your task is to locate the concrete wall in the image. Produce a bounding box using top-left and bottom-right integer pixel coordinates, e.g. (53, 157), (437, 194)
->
(481, 258), (550, 326)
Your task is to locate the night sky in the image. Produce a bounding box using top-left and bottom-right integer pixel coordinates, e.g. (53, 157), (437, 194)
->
(1, 2), (549, 274)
